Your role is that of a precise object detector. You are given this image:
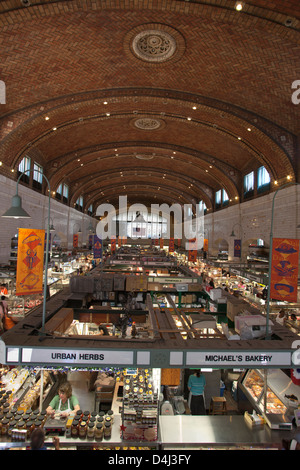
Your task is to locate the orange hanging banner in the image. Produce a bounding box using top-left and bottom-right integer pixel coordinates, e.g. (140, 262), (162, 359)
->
(111, 236), (116, 253)
(169, 238), (174, 252)
(16, 228), (45, 296)
(203, 239), (208, 252)
(73, 234), (78, 248)
(188, 250), (197, 262)
(160, 238), (164, 249)
(270, 238), (299, 302)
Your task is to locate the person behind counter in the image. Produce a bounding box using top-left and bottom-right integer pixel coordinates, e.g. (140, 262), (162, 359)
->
(187, 370), (206, 415)
(46, 381), (80, 418)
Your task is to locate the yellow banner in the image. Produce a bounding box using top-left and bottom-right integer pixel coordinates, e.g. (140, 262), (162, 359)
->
(16, 228), (45, 296)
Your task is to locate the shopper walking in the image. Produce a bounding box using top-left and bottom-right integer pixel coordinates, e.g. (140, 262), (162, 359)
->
(188, 370), (206, 415)
(0, 296), (15, 332)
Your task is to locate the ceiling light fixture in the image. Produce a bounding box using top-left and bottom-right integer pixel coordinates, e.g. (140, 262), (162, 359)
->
(235, 1), (244, 11)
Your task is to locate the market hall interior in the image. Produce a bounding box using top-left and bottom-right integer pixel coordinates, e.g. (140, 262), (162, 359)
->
(0, 0), (300, 452)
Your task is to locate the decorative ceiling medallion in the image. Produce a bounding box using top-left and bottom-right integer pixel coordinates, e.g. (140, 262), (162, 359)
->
(134, 117), (162, 130)
(124, 24), (186, 64)
(132, 30), (176, 63)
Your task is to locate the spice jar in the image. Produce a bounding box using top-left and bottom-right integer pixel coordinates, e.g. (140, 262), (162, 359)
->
(26, 420), (34, 438)
(17, 419), (26, 430)
(79, 421), (87, 438)
(8, 419), (17, 437)
(87, 422), (95, 439)
(71, 419), (79, 437)
(1, 418), (9, 435)
(103, 421), (112, 439)
(95, 422), (103, 440)
(106, 410), (114, 423)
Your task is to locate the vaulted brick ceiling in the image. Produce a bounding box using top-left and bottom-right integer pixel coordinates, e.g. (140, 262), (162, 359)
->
(0, 0), (299, 214)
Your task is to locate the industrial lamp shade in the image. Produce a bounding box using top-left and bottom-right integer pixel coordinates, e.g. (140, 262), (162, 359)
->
(49, 223), (55, 232)
(1, 194), (31, 219)
(230, 230), (236, 237)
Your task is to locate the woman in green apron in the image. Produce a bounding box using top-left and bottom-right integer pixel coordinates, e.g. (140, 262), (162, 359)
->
(46, 381), (80, 418)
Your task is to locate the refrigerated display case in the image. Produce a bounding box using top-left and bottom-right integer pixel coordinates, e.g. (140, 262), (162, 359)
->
(237, 369), (300, 419)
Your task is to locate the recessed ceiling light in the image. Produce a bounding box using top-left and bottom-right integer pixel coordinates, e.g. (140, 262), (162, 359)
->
(45, 116), (49, 120)
(52, 127), (57, 131)
(106, 113), (110, 117)
(103, 101), (108, 105)
(238, 136), (241, 140)
(235, 1), (244, 11)
(192, 106), (197, 110)
(187, 117), (192, 121)
(247, 127), (251, 131)
(274, 180), (278, 185)
(287, 175), (291, 180)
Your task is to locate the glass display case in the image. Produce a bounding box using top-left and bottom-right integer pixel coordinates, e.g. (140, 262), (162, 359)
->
(239, 369), (287, 415)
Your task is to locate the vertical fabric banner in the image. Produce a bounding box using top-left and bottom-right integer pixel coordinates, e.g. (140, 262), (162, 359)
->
(118, 236), (122, 247)
(169, 238), (175, 252)
(16, 228), (45, 296)
(188, 250), (197, 262)
(203, 239), (208, 252)
(187, 238), (197, 251)
(234, 239), (241, 258)
(73, 234), (78, 248)
(177, 239), (181, 247)
(155, 239), (159, 246)
(93, 235), (103, 259)
(160, 238), (164, 249)
(88, 234), (93, 249)
(270, 238), (299, 302)
(111, 236), (116, 253)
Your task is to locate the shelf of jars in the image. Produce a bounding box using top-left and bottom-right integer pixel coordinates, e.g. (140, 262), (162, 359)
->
(120, 369), (159, 443)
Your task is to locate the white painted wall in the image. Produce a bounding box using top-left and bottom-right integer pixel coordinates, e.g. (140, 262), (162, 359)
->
(0, 175), (97, 264)
(205, 184), (300, 260)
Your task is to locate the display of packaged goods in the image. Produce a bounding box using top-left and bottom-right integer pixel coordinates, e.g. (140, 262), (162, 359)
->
(121, 369), (158, 442)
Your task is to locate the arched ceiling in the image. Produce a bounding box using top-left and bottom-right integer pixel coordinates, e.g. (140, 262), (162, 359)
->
(0, 0), (299, 215)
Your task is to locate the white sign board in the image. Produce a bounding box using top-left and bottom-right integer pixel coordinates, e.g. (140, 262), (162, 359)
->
(186, 351), (291, 367)
(19, 348), (134, 365)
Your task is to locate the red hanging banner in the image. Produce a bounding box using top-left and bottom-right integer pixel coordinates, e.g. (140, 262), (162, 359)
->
(270, 238), (299, 302)
(169, 238), (175, 252)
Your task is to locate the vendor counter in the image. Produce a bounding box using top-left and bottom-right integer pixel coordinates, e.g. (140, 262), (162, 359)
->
(0, 415), (299, 450)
